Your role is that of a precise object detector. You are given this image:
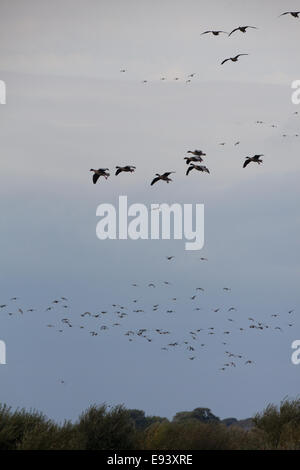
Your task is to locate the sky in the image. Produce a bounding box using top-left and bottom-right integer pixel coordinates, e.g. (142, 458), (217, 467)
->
(0, 0), (300, 423)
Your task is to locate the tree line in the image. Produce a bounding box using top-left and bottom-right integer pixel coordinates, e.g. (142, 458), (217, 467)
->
(0, 398), (300, 450)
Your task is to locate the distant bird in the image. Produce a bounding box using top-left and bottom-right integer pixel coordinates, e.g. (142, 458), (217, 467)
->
(221, 54), (248, 65)
(120, 69), (126, 73)
(90, 168), (110, 184)
(151, 172), (175, 186)
(228, 26), (257, 36)
(187, 150), (206, 156)
(186, 164), (210, 175)
(280, 11), (300, 18)
(184, 156), (203, 165)
(199, 257), (208, 261)
(201, 30), (228, 36)
(166, 256), (175, 260)
(115, 165), (136, 176)
(243, 154), (263, 168)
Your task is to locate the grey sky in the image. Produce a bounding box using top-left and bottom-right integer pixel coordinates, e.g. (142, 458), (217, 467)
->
(0, 0), (300, 422)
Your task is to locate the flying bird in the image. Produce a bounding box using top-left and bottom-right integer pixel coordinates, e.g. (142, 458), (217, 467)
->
(115, 165), (136, 176)
(201, 30), (228, 36)
(243, 154), (263, 168)
(186, 164), (210, 175)
(221, 54), (248, 65)
(90, 168), (110, 184)
(280, 11), (300, 18)
(151, 172), (175, 186)
(228, 26), (258, 36)
(187, 150), (206, 156)
(184, 156), (203, 165)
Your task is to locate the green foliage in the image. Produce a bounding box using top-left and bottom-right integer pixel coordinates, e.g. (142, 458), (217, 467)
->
(143, 420), (241, 450)
(128, 409), (167, 431)
(0, 404), (48, 450)
(253, 397), (300, 449)
(76, 404), (136, 450)
(17, 421), (84, 450)
(0, 398), (300, 450)
(173, 407), (220, 424)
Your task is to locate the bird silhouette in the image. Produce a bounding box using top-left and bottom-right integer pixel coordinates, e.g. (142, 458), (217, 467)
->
(151, 172), (175, 186)
(221, 54), (248, 65)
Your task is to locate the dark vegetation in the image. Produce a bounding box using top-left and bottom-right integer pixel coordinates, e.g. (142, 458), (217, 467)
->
(0, 399), (300, 450)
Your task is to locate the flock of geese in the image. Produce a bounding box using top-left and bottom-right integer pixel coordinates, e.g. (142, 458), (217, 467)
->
(117, 12), (300, 84)
(2, 8), (299, 388)
(90, 149), (266, 186)
(90, 13), (300, 186)
(77, 10), (300, 377)
(0, 273), (297, 372)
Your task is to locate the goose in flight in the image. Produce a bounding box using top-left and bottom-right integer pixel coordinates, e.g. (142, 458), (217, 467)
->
(151, 172), (175, 186)
(184, 156), (203, 165)
(243, 154), (263, 168)
(90, 168), (110, 184)
(221, 54), (248, 65)
(280, 11), (300, 18)
(187, 149), (206, 156)
(201, 30), (228, 36)
(115, 165), (136, 176)
(186, 164), (210, 175)
(228, 26), (257, 36)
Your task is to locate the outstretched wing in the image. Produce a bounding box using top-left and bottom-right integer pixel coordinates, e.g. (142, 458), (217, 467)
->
(93, 173), (100, 184)
(228, 27), (239, 36)
(236, 54), (248, 59)
(221, 58), (230, 65)
(151, 177), (160, 186)
(186, 166), (194, 176)
(115, 167), (122, 176)
(243, 159), (251, 168)
(201, 31), (212, 35)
